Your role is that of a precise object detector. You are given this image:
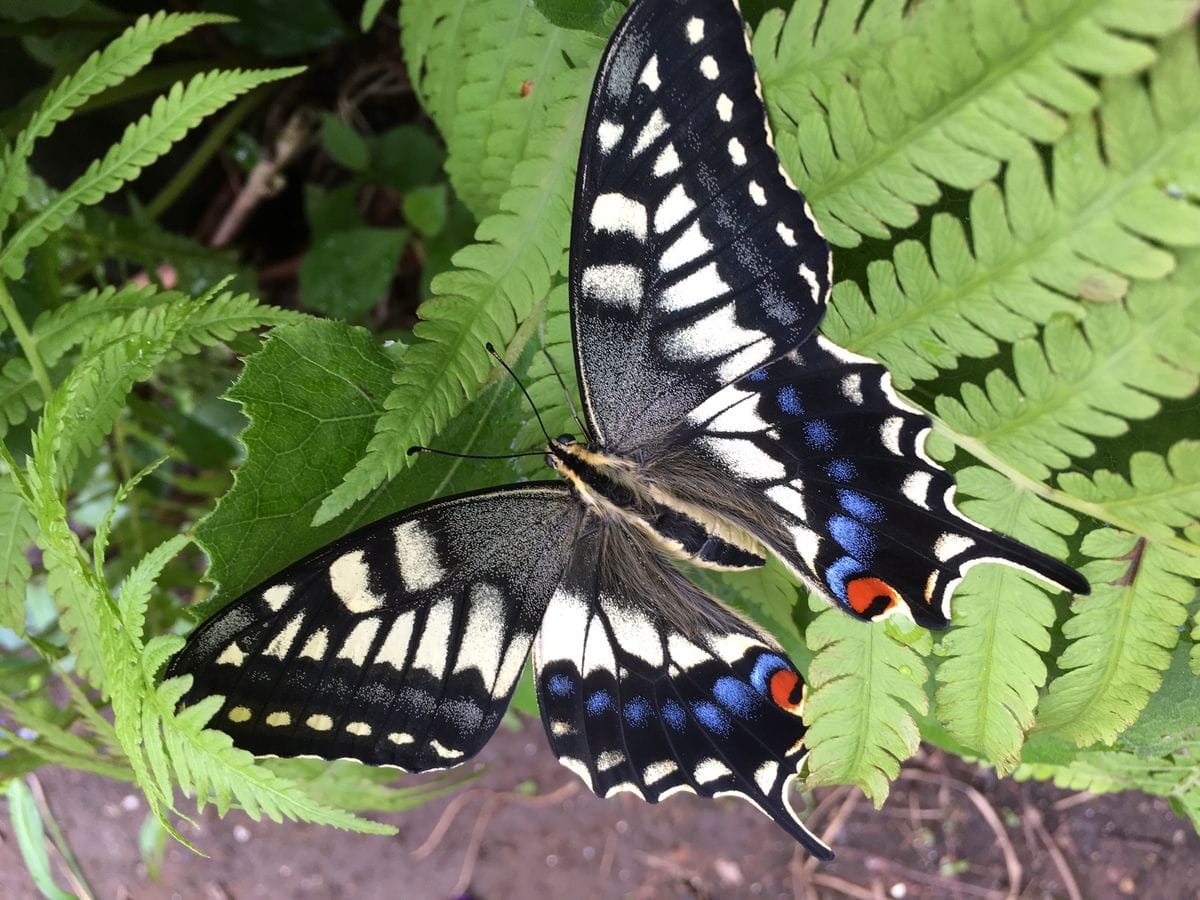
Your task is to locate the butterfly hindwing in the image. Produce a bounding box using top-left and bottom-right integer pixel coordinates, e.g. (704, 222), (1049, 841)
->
(650, 336), (1090, 628)
(571, 0), (831, 450)
(167, 485), (582, 770)
(533, 522), (832, 859)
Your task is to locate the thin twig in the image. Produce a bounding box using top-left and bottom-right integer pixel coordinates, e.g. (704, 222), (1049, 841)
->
(833, 847), (1006, 900)
(810, 872), (881, 900)
(26, 774), (96, 900)
(590, 832), (618, 900)
(1051, 791), (1095, 812)
(451, 794), (499, 896)
(1023, 804), (1083, 900)
(900, 769), (1022, 900)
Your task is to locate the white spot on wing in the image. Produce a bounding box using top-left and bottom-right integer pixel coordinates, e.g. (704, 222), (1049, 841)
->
(597, 750), (625, 772)
(687, 385), (757, 428)
(661, 261), (728, 310)
(388, 732), (414, 746)
(766, 484), (806, 521)
(266, 711), (291, 727)
(695, 758), (732, 784)
(881, 417), (904, 455)
(710, 632), (759, 664)
(454, 583), (505, 683)
(375, 611), (415, 670)
(413, 599), (453, 678)
(840, 373), (863, 405)
(632, 109), (668, 156)
(699, 436), (787, 481)
(431, 740), (464, 759)
(654, 183), (695, 234)
(935, 533), (976, 562)
(755, 761), (778, 795)
(329, 550), (384, 614)
(667, 633), (710, 669)
(653, 143), (680, 177)
(337, 617), (380, 666)
(299, 628), (328, 660)
(262, 584), (291, 612)
(581, 264), (643, 309)
(790, 524), (820, 570)
(559, 756), (594, 790)
(640, 55), (660, 91)
(902, 472), (932, 509)
(798, 263), (822, 300)
(776, 222), (797, 246)
(494, 633), (529, 694)
(583, 612), (615, 678)
(705, 392), (768, 433)
(264, 613), (304, 659)
(590, 193), (647, 240)
(537, 589), (589, 665)
(700, 56), (719, 79)
(600, 597), (663, 668)
(664, 304), (763, 370)
(687, 16), (705, 44)
(307, 713), (333, 731)
(659, 221), (712, 273)
(228, 706), (251, 723)
(346, 721), (372, 736)
(748, 181), (766, 205)
(717, 343), (773, 383)
(217, 643), (245, 667)
(597, 120), (623, 153)
(643, 760), (678, 785)
(394, 521), (444, 592)
(728, 138), (747, 166)
(716, 93), (733, 122)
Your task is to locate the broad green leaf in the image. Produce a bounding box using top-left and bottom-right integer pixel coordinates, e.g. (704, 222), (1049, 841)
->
(319, 113), (369, 172)
(534, 0), (612, 32)
(298, 227), (408, 320)
(204, 0), (347, 55)
(403, 184), (449, 238)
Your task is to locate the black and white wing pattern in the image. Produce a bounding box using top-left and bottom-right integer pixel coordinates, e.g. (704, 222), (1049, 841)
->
(649, 337), (1090, 629)
(167, 486), (581, 771)
(571, 0), (830, 450)
(533, 522), (833, 859)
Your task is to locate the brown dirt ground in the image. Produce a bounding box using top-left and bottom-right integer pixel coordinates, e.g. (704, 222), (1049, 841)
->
(2, 722), (1198, 900)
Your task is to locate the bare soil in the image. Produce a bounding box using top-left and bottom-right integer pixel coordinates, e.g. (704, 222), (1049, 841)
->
(2, 722), (1197, 900)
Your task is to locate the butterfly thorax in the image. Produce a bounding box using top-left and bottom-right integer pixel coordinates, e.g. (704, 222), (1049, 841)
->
(547, 437), (765, 571)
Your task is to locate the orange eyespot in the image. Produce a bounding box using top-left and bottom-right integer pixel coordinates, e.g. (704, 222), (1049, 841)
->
(847, 577), (902, 620)
(769, 669), (804, 716)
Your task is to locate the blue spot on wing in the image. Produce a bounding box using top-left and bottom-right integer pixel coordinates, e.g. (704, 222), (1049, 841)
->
(838, 489), (884, 523)
(624, 697), (650, 727)
(713, 676), (758, 717)
(548, 674), (574, 697)
(691, 701), (731, 735)
(826, 460), (856, 481)
(750, 653), (788, 694)
(747, 367), (768, 382)
(662, 698), (686, 731)
(824, 555), (860, 600)
(804, 420), (835, 450)
(830, 514), (876, 562)
(778, 384), (802, 416)
(586, 690), (612, 714)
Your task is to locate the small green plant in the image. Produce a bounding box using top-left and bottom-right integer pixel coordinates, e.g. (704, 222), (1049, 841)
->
(1, 1), (1198, 893)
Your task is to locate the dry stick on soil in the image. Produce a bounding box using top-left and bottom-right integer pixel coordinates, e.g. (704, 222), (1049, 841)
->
(832, 847), (1008, 900)
(1022, 803), (1083, 900)
(899, 769), (1023, 900)
(26, 774), (96, 900)
(808, 872), (883, 900)
(1051, 792), (1096, 812)
(209, 109), (316, 248)
(791, 787), (859, 900)
(590, 832), (617, 900)
(452, 794), (500, 896)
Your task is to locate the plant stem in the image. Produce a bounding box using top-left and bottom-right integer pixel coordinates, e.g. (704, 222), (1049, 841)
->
(0, 277), (52, 400)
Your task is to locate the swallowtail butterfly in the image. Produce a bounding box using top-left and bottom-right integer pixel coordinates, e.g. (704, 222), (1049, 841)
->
(168, 0), (1089, 858)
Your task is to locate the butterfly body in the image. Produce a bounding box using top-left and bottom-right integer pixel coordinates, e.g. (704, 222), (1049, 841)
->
(168, 0), (1088, 861)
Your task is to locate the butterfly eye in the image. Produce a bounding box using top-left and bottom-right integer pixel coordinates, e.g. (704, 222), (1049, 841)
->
(556, 433), (577, 445)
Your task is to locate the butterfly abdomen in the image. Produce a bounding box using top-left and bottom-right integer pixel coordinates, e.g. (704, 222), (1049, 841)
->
(548, 437), (764, 571)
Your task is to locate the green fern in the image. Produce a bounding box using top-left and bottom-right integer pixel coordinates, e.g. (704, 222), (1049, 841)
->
(0, 473), (35, 631)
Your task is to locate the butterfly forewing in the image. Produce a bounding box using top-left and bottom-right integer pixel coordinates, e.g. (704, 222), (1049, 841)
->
(650, 336), (1090, 627)
(167, 486), (582, 770)
(571, 0), (831, 450)
(533, 522), (832, 859)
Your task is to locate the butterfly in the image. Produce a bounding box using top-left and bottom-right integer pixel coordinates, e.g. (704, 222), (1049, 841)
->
(167, 0), (1089, 859)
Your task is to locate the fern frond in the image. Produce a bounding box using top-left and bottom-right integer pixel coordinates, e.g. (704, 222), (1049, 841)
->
(803, 602), (931, 803)
(1036, 444), (1200, 745)
(824, 30), (1200, 386)
(0, 12), (232, 237)
(933, 467), (1081, 772)
(761, 0), (1194, 247)
(316, 66), (595, 524)
(0, 284), (175, 437)
(936, 252), (1200, 481)
(0, 473), (36, 632)
(0, 66), (301, 278)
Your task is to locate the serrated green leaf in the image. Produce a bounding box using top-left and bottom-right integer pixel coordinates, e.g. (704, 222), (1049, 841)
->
(803, 600), (930, 803)
(1, 65), (302, 277)
(0, 474), (36, 632)
(403, 183), (449, 238)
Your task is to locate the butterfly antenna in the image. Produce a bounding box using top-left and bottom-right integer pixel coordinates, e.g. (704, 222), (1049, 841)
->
(542, 348), (591, 441)
(485, 342), (553, 443)
(407, 447), (547, 460)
